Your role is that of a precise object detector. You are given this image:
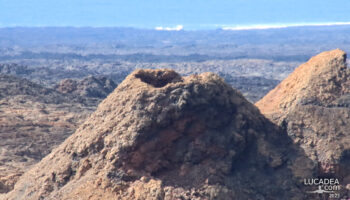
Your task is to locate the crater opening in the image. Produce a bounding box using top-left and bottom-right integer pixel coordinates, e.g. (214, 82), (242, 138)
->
(135, 69), (182, 88)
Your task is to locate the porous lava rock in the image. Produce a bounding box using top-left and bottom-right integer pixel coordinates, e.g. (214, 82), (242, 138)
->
(4, 69), (313, 200)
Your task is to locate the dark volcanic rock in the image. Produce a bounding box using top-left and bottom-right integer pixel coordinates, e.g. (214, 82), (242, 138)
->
(0, 63), (33, 76)
(4, 69), (314, 200)
(0, 74), (73, 104)
(219, 73), (280, 102)
(54, 75), (116, 99)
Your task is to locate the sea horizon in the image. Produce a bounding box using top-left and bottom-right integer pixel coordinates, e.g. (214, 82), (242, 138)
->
(1, 21), (350, 31)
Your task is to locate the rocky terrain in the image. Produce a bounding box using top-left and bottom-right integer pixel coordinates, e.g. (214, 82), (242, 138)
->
(3, 69), (317, 200)
(256, 49), (350, 197)
(0, 28), (349, 198)
(218, 74), (279, 102)
(2, 25), (350, 104)
(1, 48), (350, 199)
(54, 76), (116, 99)
(0, 24), (350, 200)
(0, 74), (114, 193)
(0, 60), (291, 102)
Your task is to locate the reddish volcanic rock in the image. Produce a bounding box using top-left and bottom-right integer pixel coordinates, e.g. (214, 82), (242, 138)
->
(256, 49), (350, 198)
(256, 49), (350, 118)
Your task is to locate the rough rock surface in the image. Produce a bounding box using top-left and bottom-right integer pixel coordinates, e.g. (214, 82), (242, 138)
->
(256, 49), (350, 116)
(4, 69), (314, 200)
(54, 76), (116, 99)
(0, 74), (95, 194)
(256, 49), (350, 197)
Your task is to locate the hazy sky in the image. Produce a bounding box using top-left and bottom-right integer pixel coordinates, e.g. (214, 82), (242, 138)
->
(1, 0), (350, 29)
